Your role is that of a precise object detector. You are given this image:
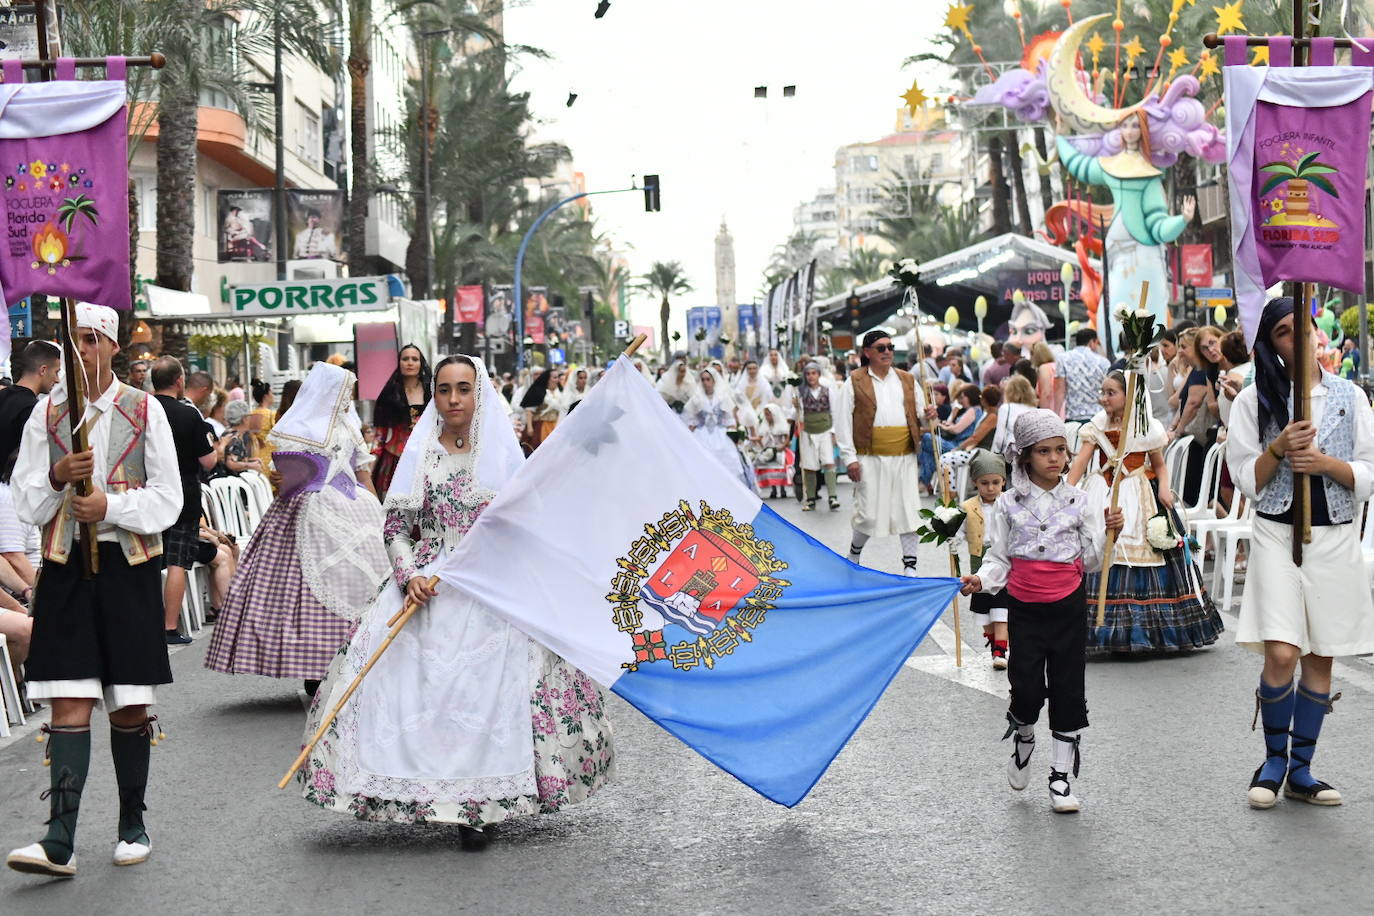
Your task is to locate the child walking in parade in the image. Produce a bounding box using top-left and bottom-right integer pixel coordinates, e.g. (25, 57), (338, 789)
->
(7, 305), (183, 876)
(961, 409), (1122, 813)
(953, 449), (1011, 670)
(1068, 370), (1223, 653)
(1228, 297), (1374, 809)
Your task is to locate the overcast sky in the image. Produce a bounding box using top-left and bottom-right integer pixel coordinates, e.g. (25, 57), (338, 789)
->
(503, 0), (945, 333)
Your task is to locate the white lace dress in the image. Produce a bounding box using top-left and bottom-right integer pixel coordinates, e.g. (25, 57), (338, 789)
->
(296, 448), (614, 825)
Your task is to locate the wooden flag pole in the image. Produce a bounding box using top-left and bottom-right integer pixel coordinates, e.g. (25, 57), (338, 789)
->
(623, 333), (647, 358)
(281, 575), (439, 789)
(909, 299), (962, 667)
(1095, 281), (1148, 626)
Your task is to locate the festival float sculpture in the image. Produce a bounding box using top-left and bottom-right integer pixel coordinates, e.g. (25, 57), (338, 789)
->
(933, 7), (1229, 335)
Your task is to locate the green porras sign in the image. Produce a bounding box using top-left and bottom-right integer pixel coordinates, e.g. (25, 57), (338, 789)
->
(232, 277), (392, 317)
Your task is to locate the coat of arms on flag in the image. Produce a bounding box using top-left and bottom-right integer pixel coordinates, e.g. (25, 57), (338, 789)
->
(608, 500), (790, 670)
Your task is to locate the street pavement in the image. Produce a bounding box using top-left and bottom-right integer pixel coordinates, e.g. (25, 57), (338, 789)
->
(3, 480), (1373, 914)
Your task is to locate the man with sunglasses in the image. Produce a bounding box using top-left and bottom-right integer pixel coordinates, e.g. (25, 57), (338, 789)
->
(833, 330), (936, 575)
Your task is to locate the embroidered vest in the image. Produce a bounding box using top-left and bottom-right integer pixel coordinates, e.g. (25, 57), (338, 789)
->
(850, 368), (922, 455)
(999, 485), (1088, 564)
(800, 385), (833, 434)
(42, 384), (162, 566)
(1256, 373), (1360, 524)
(960, 494), (987, 559)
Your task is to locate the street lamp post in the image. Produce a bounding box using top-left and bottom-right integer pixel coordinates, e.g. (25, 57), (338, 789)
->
(514, 183), (646, 369)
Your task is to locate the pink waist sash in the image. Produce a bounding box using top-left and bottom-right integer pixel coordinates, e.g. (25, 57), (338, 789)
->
(1007, 558), (1084, 603)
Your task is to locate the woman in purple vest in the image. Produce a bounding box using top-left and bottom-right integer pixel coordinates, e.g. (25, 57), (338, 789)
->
(1227, 296), (1374, 810)
(960, 409), (1122, 813)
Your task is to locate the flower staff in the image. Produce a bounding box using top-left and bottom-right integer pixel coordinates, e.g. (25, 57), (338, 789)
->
(1094, 282), (1159, 625)
(889, 258), (964, 666)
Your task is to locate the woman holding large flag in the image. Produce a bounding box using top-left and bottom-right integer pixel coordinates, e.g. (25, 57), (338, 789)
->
(1227, 297), (1374, 810)
(295, 355), (612, 849)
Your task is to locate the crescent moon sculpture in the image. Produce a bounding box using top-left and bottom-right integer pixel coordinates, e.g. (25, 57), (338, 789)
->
(1047, 13), (1142, 133)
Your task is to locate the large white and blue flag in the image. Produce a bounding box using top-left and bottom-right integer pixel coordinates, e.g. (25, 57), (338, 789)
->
(433, 356), (960, 806)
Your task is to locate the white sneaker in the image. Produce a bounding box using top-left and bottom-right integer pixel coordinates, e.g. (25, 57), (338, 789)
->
(6, 842), (76, 877)
(1049, 773), (1080, 813)
(1007, 735), (1034, 791)
(113, 838), (151, 866)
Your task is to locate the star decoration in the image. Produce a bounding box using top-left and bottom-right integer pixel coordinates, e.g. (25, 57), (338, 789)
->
(1250, 43), (1269, 65)
(1087, 31), (1106, 61)
(1123, 36), (1145, 63)
(1214, 0), (1245, 35)
(945, 2), (974, 39)
(1198, 51), (1220, 79)
(901, 80), (929, 114)
(1168, 47), (1190, 69)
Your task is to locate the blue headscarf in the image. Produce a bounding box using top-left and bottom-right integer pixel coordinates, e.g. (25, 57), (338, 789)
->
(1253, 296), (1297, 435)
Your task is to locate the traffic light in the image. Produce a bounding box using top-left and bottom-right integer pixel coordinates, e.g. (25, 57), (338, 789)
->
(643, 174), (661, 212)
(1183, 283), (1197, 317)
(847, 290), (862, 331)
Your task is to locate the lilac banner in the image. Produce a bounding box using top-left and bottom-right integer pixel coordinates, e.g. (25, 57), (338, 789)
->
(1250, 93), (1370, 293)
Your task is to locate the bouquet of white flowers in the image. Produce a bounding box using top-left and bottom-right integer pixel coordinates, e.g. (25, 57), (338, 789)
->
(916, 500), (967, 573)
(888, 257), (921, 288)
(1145, 510), (1181, 552)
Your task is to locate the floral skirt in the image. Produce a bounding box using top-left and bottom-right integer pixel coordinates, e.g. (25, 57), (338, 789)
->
(296, 610), (614, 827)
(1083, 543), (1224, 654)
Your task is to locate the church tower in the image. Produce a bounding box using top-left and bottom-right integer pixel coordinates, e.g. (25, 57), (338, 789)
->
(715, 219), (737, 357)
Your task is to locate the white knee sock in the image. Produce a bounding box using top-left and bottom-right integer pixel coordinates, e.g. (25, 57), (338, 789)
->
(1051, 730), (1080, 778)
(1015, 724), (1035, 766)
(989, 606), (1009, 624)
(849, 530), (870, 560)
(898, 531), (921, 571)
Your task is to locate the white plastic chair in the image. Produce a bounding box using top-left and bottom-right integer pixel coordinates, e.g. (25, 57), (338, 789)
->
(0, 633), (24, 733)
(208, 478), (253, 542)
(1168, 436), (1195, 500)
(1215, 505), (1255, 612)
(1192, 486), (1246, 561)
(1181, 441), (1224, 526)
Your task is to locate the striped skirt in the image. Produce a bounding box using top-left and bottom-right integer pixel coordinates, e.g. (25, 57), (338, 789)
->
(204, 491), (354, 680)
(1083, 540), (1223, 655)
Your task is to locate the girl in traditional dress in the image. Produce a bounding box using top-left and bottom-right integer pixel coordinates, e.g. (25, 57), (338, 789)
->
(734, 360), (769, 414)
(657, 359), (696, 419)
(752, 402), (792, 498)
(1068, 370), (1223, 654)
(372, 344), (432, 497)
(296, 355), (613, 849)
(685, 367), (755, 492)
(795, 359), (839, 511)
(1228, 297), (1374, 810)
(518, 369), (563, 449)
(205, 363), (389, 696)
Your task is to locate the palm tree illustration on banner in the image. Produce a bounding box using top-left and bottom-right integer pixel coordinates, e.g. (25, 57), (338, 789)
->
(1259, 151), (1339, 228)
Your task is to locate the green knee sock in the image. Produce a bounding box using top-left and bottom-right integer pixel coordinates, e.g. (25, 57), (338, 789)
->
(40, 725), (91, 865)
(824, 465), (838, 496)
(803, 470), (817, 501)
(110, 719), (155, 844)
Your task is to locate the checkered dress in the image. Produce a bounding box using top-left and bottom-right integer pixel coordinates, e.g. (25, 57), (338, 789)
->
(203, 491), (355, 679)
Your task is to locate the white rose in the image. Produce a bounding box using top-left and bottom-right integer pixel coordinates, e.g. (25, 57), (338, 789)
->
(1133, 306), (1151, 320)
(1115, 307), (1132, 322)
(933, 506), (963, 523)
(1145, 515), (1177, 550)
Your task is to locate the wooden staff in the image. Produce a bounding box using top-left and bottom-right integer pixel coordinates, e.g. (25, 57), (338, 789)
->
(1094, 280), (1148, 625)
(280, 575), (439, 789)
(909, 302), (963, 667)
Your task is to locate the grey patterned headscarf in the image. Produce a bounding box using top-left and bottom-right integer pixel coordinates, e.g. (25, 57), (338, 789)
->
(1004, 408), (1068, 495)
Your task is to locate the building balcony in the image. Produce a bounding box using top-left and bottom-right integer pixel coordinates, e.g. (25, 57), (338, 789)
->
(132, 103), (276, 186)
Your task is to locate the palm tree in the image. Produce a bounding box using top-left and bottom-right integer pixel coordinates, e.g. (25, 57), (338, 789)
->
(840, 246), (888, 285)
(635, 261), (694, 361)
(593, 249), (631, 319)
